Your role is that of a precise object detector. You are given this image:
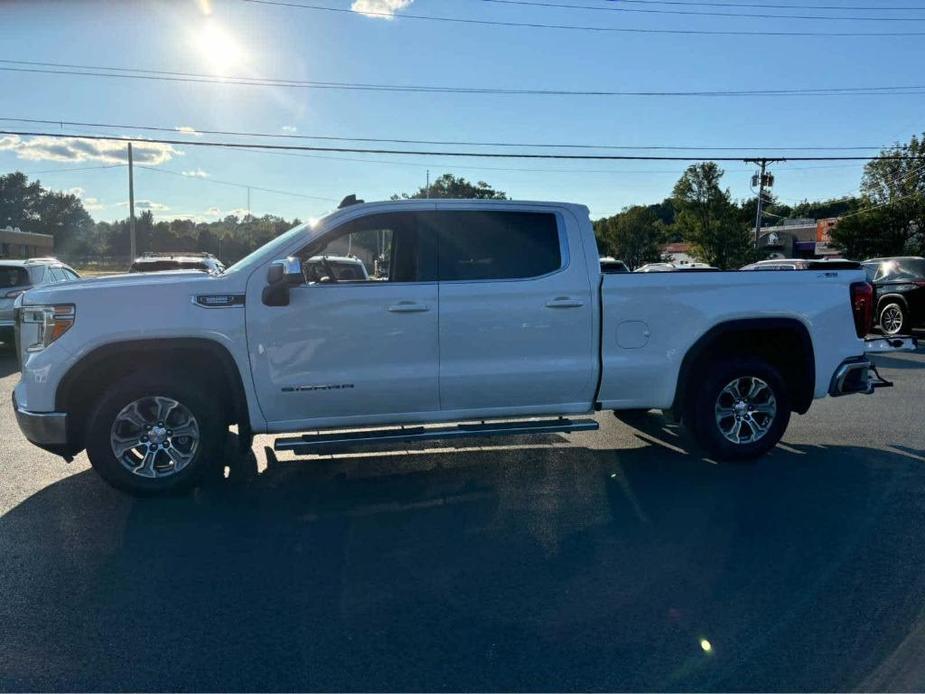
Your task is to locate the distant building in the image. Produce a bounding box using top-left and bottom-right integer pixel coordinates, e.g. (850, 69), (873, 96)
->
(661, 242), (699, 267)
(0, 226), (54, 259)
(758, 217), (843, 259)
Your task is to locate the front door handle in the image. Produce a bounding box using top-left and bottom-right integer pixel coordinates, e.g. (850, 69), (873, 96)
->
(387, 301), (430, 313)
(545, 297), (584, 309)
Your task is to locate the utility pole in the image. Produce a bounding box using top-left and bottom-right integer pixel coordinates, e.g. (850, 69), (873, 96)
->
(128, 142), (136, 261)
(746, 158), (779, 245)
(425, 169), (430, 198)
(247, 186), (251, 218)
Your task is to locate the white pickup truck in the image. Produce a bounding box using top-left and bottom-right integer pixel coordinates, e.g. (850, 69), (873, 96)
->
(11, 198), (915, 494)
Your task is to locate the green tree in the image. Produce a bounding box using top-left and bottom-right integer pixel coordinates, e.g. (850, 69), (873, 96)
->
(0, 172), (94, 256)
(595, 206), (665, 270)
(673, 162), (756, 269)
(0, 172), (44, 230)
(393, 173), (507, 200)
(830, 134), (925, 258)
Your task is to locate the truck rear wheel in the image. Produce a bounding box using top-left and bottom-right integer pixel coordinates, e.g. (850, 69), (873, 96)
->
(686, 357), (791, 461)
(85, 371), (226, 495)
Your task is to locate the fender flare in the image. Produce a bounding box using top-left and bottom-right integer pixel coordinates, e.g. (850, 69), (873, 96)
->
(56, 337), (251, 442)
(672, 317), (816, 417)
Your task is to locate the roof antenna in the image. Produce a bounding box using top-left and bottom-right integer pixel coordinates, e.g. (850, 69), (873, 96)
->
(338, 194), (364, 209)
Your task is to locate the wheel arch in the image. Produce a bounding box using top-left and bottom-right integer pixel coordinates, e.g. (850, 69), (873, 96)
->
(672, 318), (816, 420)
(877, 293), (909, 311)
(56, 337), (251, 452)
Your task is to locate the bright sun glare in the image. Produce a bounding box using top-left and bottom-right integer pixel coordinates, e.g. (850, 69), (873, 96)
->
(195, 22), (246, 74)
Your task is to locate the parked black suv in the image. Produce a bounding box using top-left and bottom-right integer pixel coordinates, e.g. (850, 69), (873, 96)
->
(862, 257), (925, 335)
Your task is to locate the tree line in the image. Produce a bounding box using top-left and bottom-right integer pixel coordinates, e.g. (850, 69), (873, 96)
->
(594, 133), (925, 269)
(1, 134), (923, 270)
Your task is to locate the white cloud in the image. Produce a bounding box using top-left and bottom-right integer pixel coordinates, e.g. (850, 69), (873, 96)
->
(0, 135), (180, 165)
(351, 0), (413, 19)
(117, 199), (170, 212)
(281, 125), (298, 133)
(182, 168), (209, 178)
(205, 206), (222, 216)
(175, 126), (201, 136)
(66, 187), (105, 212)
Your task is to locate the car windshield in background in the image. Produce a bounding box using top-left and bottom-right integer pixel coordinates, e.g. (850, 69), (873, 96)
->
(329, 262), (365, 280)
(0, 267), (29, 288)
(130, 261), (208, 272)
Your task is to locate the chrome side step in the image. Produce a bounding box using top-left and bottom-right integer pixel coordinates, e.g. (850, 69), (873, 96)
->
(274, 417), (599, 455)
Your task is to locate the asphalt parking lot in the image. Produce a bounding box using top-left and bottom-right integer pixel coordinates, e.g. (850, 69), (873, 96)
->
(2, 345), (925, 692)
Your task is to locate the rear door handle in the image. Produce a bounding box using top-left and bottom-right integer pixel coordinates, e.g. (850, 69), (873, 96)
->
(387, 301), (430, 313)
(545, 297), (584, 309)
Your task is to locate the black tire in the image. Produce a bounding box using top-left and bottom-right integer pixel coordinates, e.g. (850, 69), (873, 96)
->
(686, 357), (791, 462)
(85, 370), (226, 496)
(0, 328), (14, 353)
(879, 301), (908, 336)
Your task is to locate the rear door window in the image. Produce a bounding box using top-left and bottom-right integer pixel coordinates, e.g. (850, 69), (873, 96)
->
(428, 211), (562, 281)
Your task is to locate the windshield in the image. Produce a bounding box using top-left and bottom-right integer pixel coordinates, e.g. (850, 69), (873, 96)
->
(223, 221), (316, 275)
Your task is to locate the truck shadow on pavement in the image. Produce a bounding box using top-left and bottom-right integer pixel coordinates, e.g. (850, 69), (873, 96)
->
(2, 427), (925, 692)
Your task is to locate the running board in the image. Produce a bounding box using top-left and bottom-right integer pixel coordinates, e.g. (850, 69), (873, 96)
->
(274, 417), (599, 455)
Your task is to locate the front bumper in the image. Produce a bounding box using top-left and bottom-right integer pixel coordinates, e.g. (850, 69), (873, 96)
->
(12, 391), (68, 446)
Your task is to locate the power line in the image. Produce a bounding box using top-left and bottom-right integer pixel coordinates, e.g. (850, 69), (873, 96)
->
(3, 60), (925, 98)
(4, 129), (925, 162)
(135, 165), (338, 202)
(596, 0), (925, 11)
(0, 116), (900, 152)
(476, 0), (925, 20)
(241, 0), (925, 35)
(16, 164), (125, 175)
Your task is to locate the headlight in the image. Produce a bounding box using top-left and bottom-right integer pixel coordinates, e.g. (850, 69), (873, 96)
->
(21, 304), (75, 352)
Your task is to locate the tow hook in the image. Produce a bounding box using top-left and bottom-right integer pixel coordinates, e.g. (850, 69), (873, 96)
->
(869, 364), (894, 390)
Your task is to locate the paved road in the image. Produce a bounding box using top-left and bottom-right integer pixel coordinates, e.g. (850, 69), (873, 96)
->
(2, 347), (925, 691)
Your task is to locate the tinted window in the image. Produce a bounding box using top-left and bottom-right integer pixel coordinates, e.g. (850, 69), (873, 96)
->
(898, 259), (925, 278)
(429, 211), (562, 281)
(62, 269), (80, 281)
(0, 267), (29, 288)
(47, 267), (66, 282)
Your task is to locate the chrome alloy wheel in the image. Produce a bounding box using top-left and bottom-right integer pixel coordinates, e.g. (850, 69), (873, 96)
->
(714, 377), (777, 445)
(110, 396), (200, 478)
(881, 304), (904, 335)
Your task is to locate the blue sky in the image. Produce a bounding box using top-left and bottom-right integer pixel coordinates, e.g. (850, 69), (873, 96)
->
(1, 0), (924, 223)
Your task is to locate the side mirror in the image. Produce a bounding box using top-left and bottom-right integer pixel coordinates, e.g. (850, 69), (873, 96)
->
(262, 257), (303, 306)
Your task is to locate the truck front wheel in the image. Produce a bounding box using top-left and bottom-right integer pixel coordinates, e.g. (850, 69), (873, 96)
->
(85, 371), (226, 495)
(687, 357), (791, 461)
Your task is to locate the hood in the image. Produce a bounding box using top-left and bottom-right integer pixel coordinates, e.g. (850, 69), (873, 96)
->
(23, 269), (243, 305)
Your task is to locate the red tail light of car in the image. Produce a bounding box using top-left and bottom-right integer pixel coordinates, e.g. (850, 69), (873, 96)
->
(850, 281), (874, 338)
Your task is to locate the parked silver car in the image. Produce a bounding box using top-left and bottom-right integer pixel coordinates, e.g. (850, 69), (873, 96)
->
(0, 258), (80, 347)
